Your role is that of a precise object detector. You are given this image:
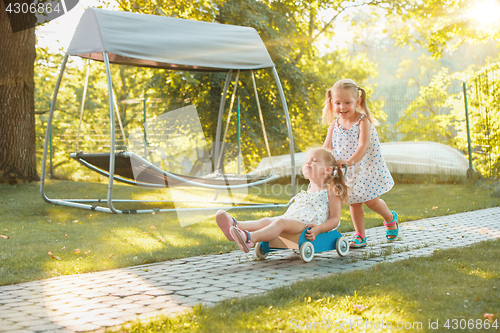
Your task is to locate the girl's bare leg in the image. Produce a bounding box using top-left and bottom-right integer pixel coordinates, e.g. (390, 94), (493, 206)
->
(236, 217), (278, 232)
(364, 197), (397, 241)
(249, 218), (307, 243)
(350, 203), (365, 238)
(364, 197), (396, 226)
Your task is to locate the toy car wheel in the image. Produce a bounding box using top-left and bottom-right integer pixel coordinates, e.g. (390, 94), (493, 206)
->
(299, 242), (314, 263)
(336, 236), (349, 256)
(255, 242), (268, 260)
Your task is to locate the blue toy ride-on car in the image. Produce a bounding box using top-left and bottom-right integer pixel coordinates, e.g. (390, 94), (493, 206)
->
(255, 228), (349, 262)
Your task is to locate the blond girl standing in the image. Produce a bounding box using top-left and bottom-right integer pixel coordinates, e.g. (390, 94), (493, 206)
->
(322, 79), (398, 248)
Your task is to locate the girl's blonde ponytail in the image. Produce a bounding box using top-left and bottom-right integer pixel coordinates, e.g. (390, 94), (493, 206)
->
(315, 148), (348, 204)
(356, 86), (379, 126)
(321, 89), (335, 124)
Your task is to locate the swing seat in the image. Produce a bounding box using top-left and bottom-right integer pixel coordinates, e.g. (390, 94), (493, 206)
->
(70, 151), (279, 189)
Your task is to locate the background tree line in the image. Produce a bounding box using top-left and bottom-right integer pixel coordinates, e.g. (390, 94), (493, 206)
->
(2, 0), (499, 183)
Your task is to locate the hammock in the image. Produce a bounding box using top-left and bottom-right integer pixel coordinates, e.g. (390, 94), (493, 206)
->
(72, 59), (277, 190)
(70, 151), (279, 189)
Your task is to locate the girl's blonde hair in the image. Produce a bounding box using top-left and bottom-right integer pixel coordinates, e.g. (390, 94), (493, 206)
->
(312, 147), (348, 205)
(321, 79), (379, 126)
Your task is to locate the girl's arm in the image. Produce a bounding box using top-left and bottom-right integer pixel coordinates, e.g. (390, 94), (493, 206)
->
(343, 116), (370, 167)
(305, 190), (341, 241)
(322, 122), (335, 150)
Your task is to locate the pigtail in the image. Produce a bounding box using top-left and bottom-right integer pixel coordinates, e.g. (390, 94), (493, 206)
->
(321, 89), (335, 124)
(357, 86), (379, 126)
(316, 147), (349, 205)
(330, 165), (348, 205)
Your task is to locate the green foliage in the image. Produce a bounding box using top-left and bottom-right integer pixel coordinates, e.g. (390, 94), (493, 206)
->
(396, 68), (457, 145)
(117, 0), (220, 21)
(396, 53), (445, 86)
(35, 47), (88, 177)
(393, 59), (500, 178)
(454, 63), (500, 178)
(36, 0), (388, 182)
(389, 0), (500, 57)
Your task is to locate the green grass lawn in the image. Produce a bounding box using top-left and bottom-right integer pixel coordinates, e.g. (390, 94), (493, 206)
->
(113, 239), (500, 333)
(0, 180), (499, 286)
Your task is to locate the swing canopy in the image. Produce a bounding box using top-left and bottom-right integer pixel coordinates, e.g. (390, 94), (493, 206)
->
(41, 8), (296, 214)
(67, 8), (274, 71)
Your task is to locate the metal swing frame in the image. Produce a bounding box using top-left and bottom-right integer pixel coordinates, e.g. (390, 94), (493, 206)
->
(40, 52), (296, 214)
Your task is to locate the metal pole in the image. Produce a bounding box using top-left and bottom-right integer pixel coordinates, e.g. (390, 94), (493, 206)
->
(48, 101), (53, 179)
(463, 82), (474, 174)
(49, 127), (53, 179)
(237, 96), (241, 174)
(143, 96), (147, 159)
(217, 70), (240, 171)
(272, 67), (295, 196)
(103, 52), (119, 213)
(41, 54), (68, 201)
(215, 70), (232, 172)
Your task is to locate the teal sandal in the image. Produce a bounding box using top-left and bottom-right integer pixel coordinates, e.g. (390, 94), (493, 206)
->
(349, 232), (367, 248)
(384, 211), (399, 241)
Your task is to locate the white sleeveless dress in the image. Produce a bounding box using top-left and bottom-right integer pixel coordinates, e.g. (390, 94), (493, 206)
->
(331, 114), (394, 205)
(281, 189), (333, 226)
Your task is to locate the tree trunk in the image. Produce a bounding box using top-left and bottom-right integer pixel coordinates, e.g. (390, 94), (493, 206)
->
(0, 2), (39, 184)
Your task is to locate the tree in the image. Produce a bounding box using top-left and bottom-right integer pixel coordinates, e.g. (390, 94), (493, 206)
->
(396, 53), (444, 87)
(452, 62), (500, 177)
(387, 0), (500, 177)
(388, 0), (500, 58)
(34, 0), (398, 180)
(0, 2), (38, 184)
(396, 69), (456, 145)
(115, 0), (322, 158)
(114, 0), (390, 150)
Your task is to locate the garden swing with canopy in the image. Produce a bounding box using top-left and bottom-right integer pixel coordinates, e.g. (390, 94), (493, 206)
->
(40, 8), (296, 214)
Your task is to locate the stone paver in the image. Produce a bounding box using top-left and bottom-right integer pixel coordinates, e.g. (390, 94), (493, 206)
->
(0, 207), (498, 332)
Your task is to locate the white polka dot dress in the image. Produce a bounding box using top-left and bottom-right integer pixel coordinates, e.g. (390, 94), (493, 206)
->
(281, 190), (332, 226)
(331, 115), (394, 205)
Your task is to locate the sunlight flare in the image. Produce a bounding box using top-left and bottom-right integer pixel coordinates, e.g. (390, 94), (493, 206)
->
(471, 0), (500, 27)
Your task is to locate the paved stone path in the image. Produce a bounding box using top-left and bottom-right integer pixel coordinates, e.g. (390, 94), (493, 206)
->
(1, 207), (499, 332)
